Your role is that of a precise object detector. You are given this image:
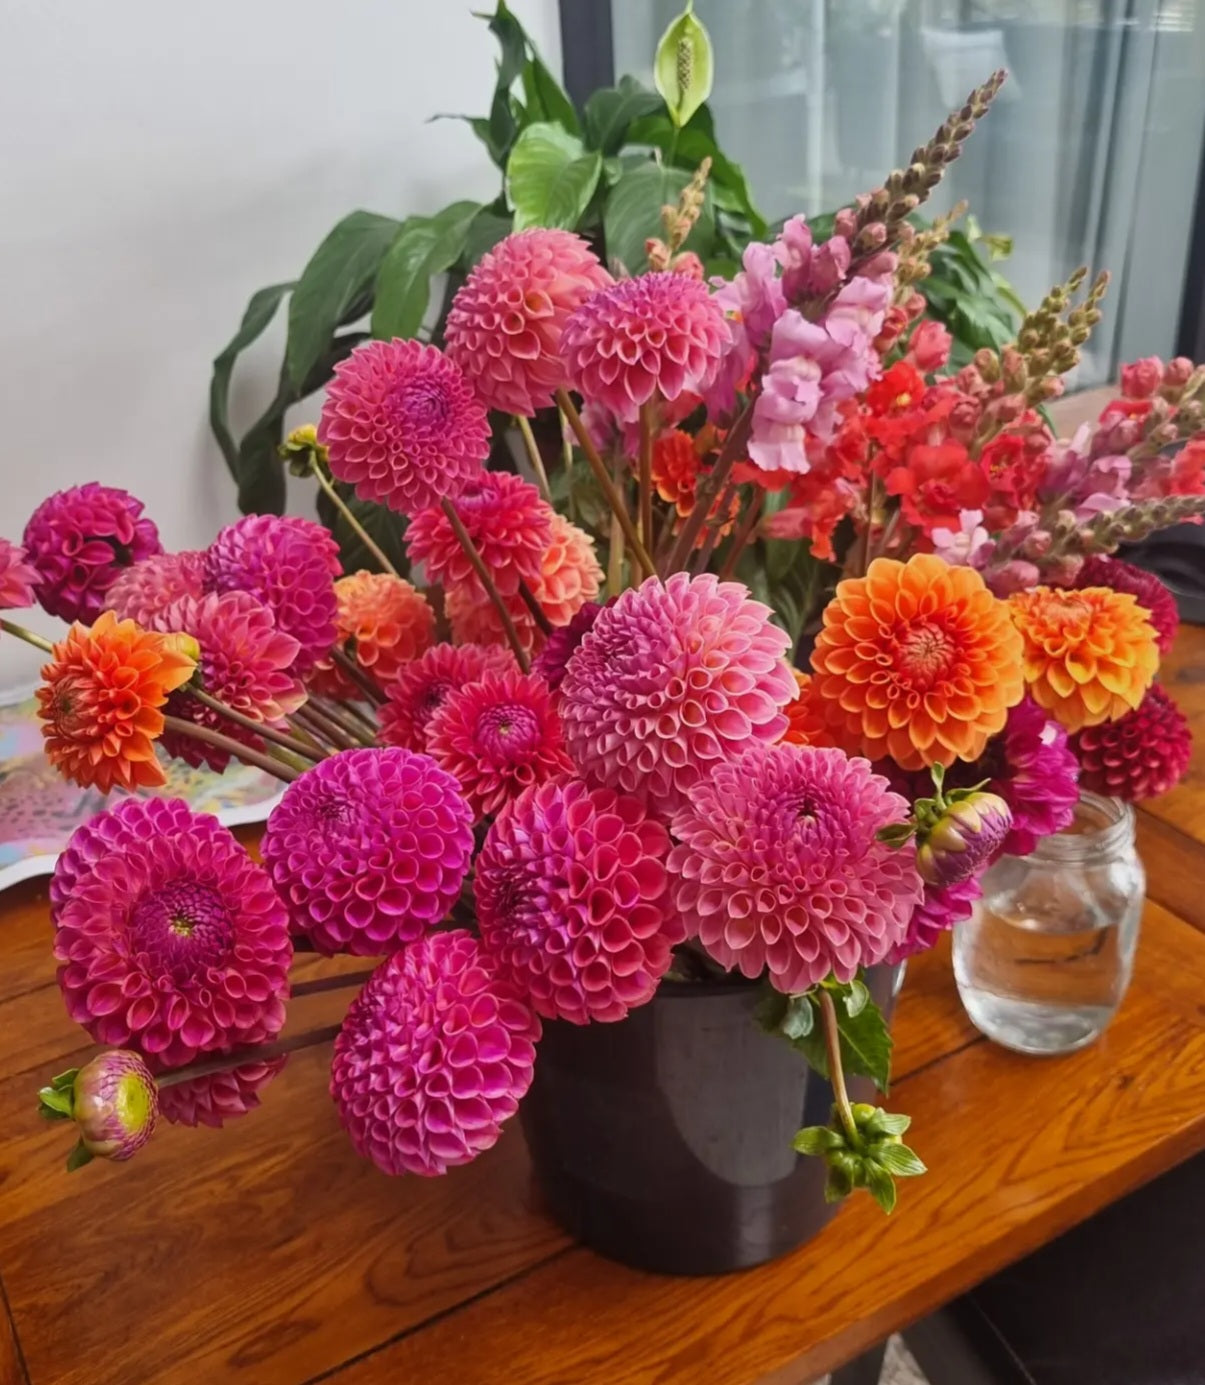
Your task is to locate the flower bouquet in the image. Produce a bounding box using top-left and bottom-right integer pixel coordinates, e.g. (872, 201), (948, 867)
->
(7, 16), (1201, 1275)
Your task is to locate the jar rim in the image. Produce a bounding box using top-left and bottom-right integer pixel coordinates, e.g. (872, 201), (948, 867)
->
(1030, 790), (1134, 861)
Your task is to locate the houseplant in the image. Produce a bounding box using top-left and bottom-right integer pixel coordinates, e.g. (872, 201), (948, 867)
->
(4, 10), (1200, 1277)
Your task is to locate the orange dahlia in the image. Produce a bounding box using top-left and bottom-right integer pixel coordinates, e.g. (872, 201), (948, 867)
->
(38, 611), (196, 791)
(651, 429), (740, 545)
(310, 571), (434, 697)
(781, 670), (834, 747)
(811, 553), (1024, 770)
(1008, 585), (1158, 732)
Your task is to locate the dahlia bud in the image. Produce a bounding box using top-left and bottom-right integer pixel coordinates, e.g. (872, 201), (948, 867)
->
(38, 1050), (159, 1170)
(915, 790), (1013, 887)
(279, 423), (328, 478)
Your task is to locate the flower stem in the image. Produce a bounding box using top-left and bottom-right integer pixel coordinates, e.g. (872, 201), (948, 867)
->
(162, 715), (300, 783)
(293, 701), (362, 752)
(638, 401), (656, 558)
(187, 686), (328, 762)
(819, 989), (859, 1146)
(330, 646), (386, 706)
(516, 579), (554, 637)
(290, 969), (376, 998)
(608, 451), (626, 595)
(717, 490), (764, 582)
(440, 497), (530, 672)
(0, 618), (54, 653)
(555, 388), (656, 580)
(309, 694), (378, 746)
(310, 459), (401, 578)
(691, 481), (738, 575)
(156, 1024), (342, 1088)
(515, 415), (553, 504)
(663, 403), (753, 574)
(560, 407), (577, 522)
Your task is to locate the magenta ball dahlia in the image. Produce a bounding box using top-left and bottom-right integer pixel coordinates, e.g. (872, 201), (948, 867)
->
(107, 550), (205, 627)
(158, 591), (307, 772)
(445, 228), (612, 416)
(426, 670), (573, 819)
(406, 472), (553, 598)
(887, 874), (983, 964)
(53, 800), (292, 1069)
(261, 747), (474, 955)
(319, 338), (489, 518)
(0, 539), (39, 610)
(23, 483), (162, 622)
(1072, 683), (1192, 802)
(203, 514), (339, 678)
(330, 930), (541, 1176)
(560, 271), (730, 422)
(157, 1058), (286, 1129)
(1073, 555), (1179, 654)
(559, 572), (795, 817)
(668, 743), (924, 992)
(530, 599), (605, 692)
(475, 778), (685, 1023)
(378, 642), (517, 751)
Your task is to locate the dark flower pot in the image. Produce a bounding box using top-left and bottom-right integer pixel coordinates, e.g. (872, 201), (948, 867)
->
(520, 965), (901, 1276)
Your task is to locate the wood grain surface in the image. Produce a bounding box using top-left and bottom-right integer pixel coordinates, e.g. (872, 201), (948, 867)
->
(0, 628), (1202, 1384)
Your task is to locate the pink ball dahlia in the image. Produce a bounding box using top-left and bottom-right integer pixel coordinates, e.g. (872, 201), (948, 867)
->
(53, 800), (292, 1069)
(668, 743), (924, 991)
(1072, 683), (1192, 802)
(426, 670), (573, 819)
(319, 338), (489, 518)
(203, 514), (340, 678)
(107, 551), (205, 627)
(531, 600), (604, 692)
(157, 591), (307, 772)
(261, 747), (474, 955)
(560, 271), (730, 422)
(887, 874), (983, 964)
(158, 1058), (286, 1128)
(330, 930), (541, 1176)
(378, 642), (517, 751)
(1072, 555), (1180, 654)
(406, 472), (553, 598)
(559, 572), (796, 817)
(0, 539), (39, 610)
(475, 778), (685, 1023)
(310, 571), (435, 698)
(23, 483), (162, 622)
(444, 228), (612, 416)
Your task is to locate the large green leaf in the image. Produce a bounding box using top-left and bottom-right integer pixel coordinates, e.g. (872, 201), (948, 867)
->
(522, 51), (579, 135)
(583, 75), (665, 154)
(210, 281), (294, 483)
(602, 159), (715, 273)
(483, 0), (528, 167)
(371, 201), (480, 340)
(462, 207), (514, 266)
(506, 123), (602, 231)
(285, 211), (400, 389)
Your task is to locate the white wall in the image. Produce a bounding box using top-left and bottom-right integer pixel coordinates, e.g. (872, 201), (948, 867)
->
(0, 0), (561, 686)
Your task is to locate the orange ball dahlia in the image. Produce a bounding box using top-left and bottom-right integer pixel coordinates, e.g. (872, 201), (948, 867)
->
(38, 611), (197, 792)
(811, 554), (1025, 770)
(311, 571), (435, 698)
(1008, 585), (1158, 732)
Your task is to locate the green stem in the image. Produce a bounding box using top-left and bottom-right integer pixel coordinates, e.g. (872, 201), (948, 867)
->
(330, 646), (386, 706)
(162, 715), (300, 783)
(0, 618), (54, 653)
(515, 415), (553, 504)
(819, 989), (859, 1146)
(188, 686), (327, 762)
(560, 407), (577, 523)
(638, 401), (656, 559)
(293, 701), (361, 752)
(156, 1024), (342, 1088)
(309, 694), (378, 746)
(311, 460), (400, 578)
(440, 497), (530, 672)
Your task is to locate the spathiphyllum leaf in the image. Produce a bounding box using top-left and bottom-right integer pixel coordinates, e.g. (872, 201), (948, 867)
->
(654, 2), (714, 130)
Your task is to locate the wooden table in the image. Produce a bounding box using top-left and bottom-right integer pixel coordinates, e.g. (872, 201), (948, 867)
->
(3, 632), (1205, 1385)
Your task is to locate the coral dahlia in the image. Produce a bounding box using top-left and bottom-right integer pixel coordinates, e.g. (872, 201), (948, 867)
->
(310, 571), (434, 698)
(23, 483), (162, 622)
(1072, 555), (1179, 655)
(53, 800), (292, 1068)
(38, 611), (196, 792)
(319, 338), (489, 517)
(1009, 585), (1158, 732)
(107, 551), (206, 627)
(475, 779), (685, 1023)
(811, 554), (1025, 770)
(444, 227), (611, 416)
(378, 643), (516, 751)
(531, 513), (604, 626)
(261, 747), (474, 955)
(559, 572), (795, 817)
(426, 670), (573, 819)
(203, 514), (340, 678)
(561, 271), (729, 422)
(0, 539), (39, 610)
(330, 931), (541, 1176)
(668, 743), (923, 991)
(1072, 683), (1192, 802)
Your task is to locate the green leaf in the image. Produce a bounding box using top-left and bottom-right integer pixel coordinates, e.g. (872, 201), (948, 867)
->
(780, 995), (815, 1041)
(793, 992), (894, 1094)
(49, 1068), (79, 1091)
(603, 160), (715, 273)
(865, 1162), (898, 1214)
(753, 987), (789, 1034)
(584, 75), (665, 154)
(506, 123), (602, 231)
(479, 0), (528, 165)
(210, 281), (294, 483)
(523, 52), (579, 135)
(654, 2), (714, 130)
(866, 1109), (912, 1138)
(462, 207), (515, 266)
(844, 978), (870, 1019)
(285, 211), (400, 389)
(66, 1141), (94, 1173)
(626, 113), (767, 238)
(37, 1086), (74, 1120)
(874, 1142), (927, 1178)
(793, 1125), (845, 1157)
(315, 481), (409, 577)
(371, 201), (481, 341)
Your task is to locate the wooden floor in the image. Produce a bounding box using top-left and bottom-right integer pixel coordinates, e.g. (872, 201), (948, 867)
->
(1, 629), (1204, 1385)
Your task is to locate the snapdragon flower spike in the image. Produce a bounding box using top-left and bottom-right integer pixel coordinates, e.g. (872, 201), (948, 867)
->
(903, 764), (1013, 888)
(39, 1050), (159, 1170)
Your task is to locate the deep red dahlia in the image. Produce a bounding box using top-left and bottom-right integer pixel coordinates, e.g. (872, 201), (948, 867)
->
(1072, 684), (1191, 803)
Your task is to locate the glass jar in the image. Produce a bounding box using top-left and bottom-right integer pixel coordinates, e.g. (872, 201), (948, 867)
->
(953, 792), (1144, 1055)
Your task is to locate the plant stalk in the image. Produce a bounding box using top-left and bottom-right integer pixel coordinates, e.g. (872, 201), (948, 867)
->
(188, 686), (327, 762)
(161, 715), (300, 783)
(717, 490), (764, 581)
(638, 401), (656, 558)
(156, 1024), (342, 1088)
(440, 497), (530, 672)
(516, 579), (554, 637)
(663, 403), (753, 574)
(0, 618), (54, 653)
(515, 415), (553, 504)
(293, 701), (362, 752)
(330, 646), (386, 705)
(311, 460), (401, 578)
(819, 989), (859, 1146)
